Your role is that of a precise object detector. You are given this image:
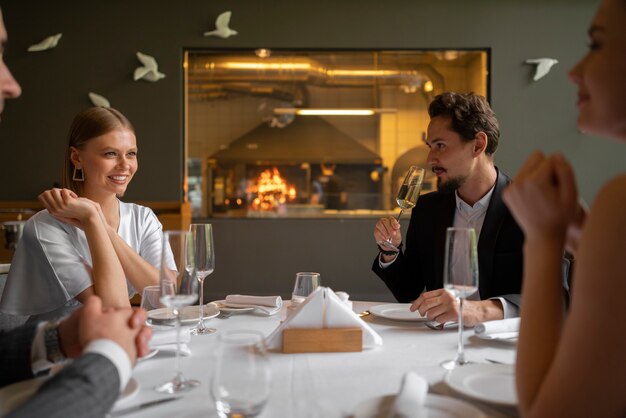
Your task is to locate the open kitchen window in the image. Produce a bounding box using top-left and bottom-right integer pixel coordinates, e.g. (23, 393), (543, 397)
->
(185, 49), (489, 218)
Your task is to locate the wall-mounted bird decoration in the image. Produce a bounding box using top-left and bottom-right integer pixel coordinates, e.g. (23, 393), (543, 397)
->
(204, 11), (238, 38)
(133, 52), (166, 82)
(525, 58), (559, 81)
(88, 92), (110, 108)
(27, 33), (62, 52)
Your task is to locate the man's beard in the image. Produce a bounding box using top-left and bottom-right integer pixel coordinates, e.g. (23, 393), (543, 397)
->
(437, 174), (467, 193)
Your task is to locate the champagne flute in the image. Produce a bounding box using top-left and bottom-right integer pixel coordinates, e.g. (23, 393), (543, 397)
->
(155, 230), (201, 393)
(189, 223), (216, 335)
(377, 165), (425, 252)
(440, 227), (479, 370)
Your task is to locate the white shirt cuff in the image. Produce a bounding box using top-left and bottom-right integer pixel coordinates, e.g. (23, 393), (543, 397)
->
(84, 339), (132, 391)
(378, 253), (398, 269)
(492, 297), (519, 319)
(31, 322), (51, 375)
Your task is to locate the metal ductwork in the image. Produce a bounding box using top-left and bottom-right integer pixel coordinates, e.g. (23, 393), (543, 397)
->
(187, 55), (444, 102)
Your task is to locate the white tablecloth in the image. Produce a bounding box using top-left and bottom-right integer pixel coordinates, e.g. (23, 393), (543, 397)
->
(118, 301), (519, 417)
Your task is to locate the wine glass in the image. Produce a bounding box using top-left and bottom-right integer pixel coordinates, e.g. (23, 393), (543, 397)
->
(440, 227), (479, 371)
(155, 230), (201, 393)
(189, 223), (216, 335)
(212, 330), (272, 418)
(377, 165), (425, 252)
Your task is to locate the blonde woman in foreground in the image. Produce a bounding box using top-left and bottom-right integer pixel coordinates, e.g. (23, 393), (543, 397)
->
(503, 0), (626, 416)
(1, 107), (165, 322)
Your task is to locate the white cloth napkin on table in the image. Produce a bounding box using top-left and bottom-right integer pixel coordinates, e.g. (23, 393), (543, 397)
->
(149, 328), (192, 356)
(389, 371), (429, 418)
(265, 287), (382, 350)
(224, 294), (282, 315)
(474, 317), (520, 339)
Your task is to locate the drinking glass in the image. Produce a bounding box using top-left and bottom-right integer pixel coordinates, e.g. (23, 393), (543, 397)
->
(155, 230), (201, 393)
(377, 165), (425, 252)
(440, 227), (479, 370)
(140, 285), (163, 318)
(211, 330), (272, 418)
(291, 272), (321, 306)
(188, 223), (216, 335)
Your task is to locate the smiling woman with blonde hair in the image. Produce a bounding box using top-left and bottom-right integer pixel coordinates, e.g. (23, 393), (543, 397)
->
(503, 0), (626, 416)
(0, 107), (166, 322)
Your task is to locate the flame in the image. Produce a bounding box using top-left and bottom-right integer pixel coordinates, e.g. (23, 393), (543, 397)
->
(249, 167), (297, 211)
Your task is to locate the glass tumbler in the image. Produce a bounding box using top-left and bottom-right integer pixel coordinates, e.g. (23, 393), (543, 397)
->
(212, 330), (272, 418)
(291, 272), (321, 306)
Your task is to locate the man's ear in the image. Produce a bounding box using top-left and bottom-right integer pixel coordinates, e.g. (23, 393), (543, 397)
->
(69, 147), (82, 167)
(473, 132), (488, 156)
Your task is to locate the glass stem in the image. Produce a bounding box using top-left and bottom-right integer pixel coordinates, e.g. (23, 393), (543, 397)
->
(385, 209), (404, 246)
(174, 307), (182, 377)
(198, 275), (205, 330)
(457, 297), (465, 365)
(395, 208), (404, 222)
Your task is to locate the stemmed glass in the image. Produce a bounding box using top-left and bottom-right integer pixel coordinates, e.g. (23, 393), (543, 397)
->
(377, 165), (425, 252)
(440, 227), (479, 370)
(212, 330), (272, 418)
(189, 223), (216, 335)
(155, 230), (201, 393)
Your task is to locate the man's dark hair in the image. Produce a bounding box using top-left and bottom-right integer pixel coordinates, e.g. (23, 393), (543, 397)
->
(428, 92), (500, 156)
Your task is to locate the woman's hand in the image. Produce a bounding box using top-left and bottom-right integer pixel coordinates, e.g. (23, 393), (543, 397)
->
(503, 152), (579, 241)
(38, 188), (101, 229)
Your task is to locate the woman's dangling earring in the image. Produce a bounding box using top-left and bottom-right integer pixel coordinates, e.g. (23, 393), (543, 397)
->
(73, 166), (85, 181)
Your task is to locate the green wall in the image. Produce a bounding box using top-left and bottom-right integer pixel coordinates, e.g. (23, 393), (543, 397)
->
(1, 0), (614, 204)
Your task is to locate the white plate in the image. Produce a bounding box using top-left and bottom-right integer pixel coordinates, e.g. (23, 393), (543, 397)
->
(137, 348), (159, 362)
(148, 303), (219, 324)
(369, 303), (428, 322)
(116, 378), (140, 405)
(211, 299), (255, 313)
(353, 393), (486, 418)
(475, 332), (518, 344)
(444, 363), (517, 406)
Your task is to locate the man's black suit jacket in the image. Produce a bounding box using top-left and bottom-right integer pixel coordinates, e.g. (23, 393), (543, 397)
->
(1, 324), (121, 418)
(373, 168), (524, 307)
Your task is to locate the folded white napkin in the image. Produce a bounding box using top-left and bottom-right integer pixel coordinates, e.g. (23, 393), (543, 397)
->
(149, 328), (192, 355)
(225, 294), (282, 315)
(265, 287), (383, 350)
(389, 372), (428, 418)
(153, 343), (191, 356)
(474, 317), (520, 337)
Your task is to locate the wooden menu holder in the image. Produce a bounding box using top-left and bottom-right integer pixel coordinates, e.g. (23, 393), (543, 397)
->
(282, 328), (362, 353)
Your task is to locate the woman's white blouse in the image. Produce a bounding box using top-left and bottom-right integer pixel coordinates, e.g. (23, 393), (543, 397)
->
(0, 201), (164, 322)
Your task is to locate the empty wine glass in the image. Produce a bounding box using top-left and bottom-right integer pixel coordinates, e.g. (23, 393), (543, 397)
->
(377, 165), (425, 252)
(155, 230), (201, 393)
(440, 227), (479, 370)
(212, 330), (272, 418)
(189, 223), (216, 335)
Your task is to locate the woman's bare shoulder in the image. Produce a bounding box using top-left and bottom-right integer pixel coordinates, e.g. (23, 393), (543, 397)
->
(590, 174), (626, 220)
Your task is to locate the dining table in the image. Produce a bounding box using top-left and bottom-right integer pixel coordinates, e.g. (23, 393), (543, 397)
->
(110, 301), (520, 418)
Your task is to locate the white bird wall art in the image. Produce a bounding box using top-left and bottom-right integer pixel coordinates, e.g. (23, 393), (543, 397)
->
(27, 33), (62, 52)
(88, 92), (110, 108)
(203, 11), (238, 38)
(525, 58), (559, 81)
(133, 52), (166, 82)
